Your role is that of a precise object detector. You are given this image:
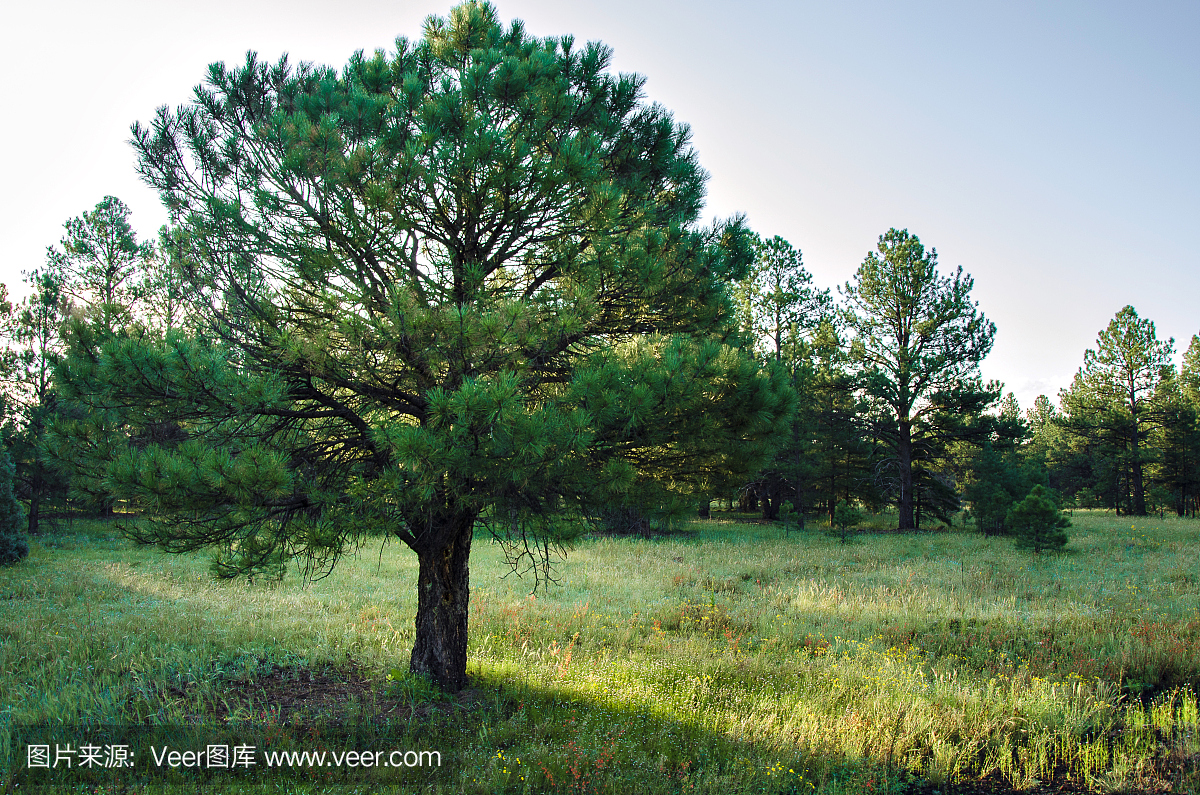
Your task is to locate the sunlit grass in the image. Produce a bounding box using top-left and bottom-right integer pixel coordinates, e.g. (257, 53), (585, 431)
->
(2, 510), (1198, 792)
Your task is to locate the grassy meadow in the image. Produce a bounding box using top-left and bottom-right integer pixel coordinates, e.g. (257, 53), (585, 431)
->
(2, 511), (1199, 793)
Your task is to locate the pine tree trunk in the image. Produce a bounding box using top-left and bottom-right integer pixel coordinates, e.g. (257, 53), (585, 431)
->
(761, 494), (778, 521)
(828, 470), (836, 527)
(28, 414), (45, 535)
(27, 490), (40, 536)
(410, 519), (473, 692)
(1131, 427), (1147, 515)
(897, 421), (915, 530)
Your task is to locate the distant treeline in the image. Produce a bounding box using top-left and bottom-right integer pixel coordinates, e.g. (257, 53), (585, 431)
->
(728, 237), (1197, 529)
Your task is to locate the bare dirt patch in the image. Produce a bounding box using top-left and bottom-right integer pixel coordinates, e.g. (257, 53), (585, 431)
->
(164, 658), (485, 725)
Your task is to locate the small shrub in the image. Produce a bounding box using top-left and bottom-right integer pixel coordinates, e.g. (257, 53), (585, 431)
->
(1008, 485), (1069, 554)
(832, 501), (864, 544)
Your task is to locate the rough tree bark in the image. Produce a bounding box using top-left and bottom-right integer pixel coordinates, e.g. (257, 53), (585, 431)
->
(410, 516), (475, 691)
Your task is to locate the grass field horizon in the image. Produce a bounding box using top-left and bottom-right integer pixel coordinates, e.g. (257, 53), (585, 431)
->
(2, 510), (1198, 793)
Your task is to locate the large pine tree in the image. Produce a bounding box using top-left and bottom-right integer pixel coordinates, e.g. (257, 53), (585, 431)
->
(58, 1), (790, 690)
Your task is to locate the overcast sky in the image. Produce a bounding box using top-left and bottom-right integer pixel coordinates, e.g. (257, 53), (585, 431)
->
(2, 0), (1196, 410)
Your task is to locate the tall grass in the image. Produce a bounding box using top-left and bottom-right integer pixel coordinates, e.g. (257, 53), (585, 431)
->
(1, 511), (1198, 792)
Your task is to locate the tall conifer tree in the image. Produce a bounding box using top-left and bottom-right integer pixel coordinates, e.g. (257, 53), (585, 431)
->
(60, 1), (790, 690)
(841, 229), (996, 530)
(1059, 306), (1172, 515)
(5, 266), (71, 533)
(735, 234), (829, 519)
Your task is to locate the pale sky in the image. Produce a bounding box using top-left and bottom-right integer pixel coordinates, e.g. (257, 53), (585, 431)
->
(2, 0), (1196, 411)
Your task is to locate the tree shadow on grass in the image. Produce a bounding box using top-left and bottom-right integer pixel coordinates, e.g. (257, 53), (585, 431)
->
(5, 655), (917, 794)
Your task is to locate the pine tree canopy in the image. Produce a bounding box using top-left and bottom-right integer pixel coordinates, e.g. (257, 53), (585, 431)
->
(62, 0), (791, 690)
(48, 195), (152, 332)
(739, 234), (831, 362)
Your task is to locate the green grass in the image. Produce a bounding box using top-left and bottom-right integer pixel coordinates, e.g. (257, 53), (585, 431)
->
(2, 511), (1199, 793)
